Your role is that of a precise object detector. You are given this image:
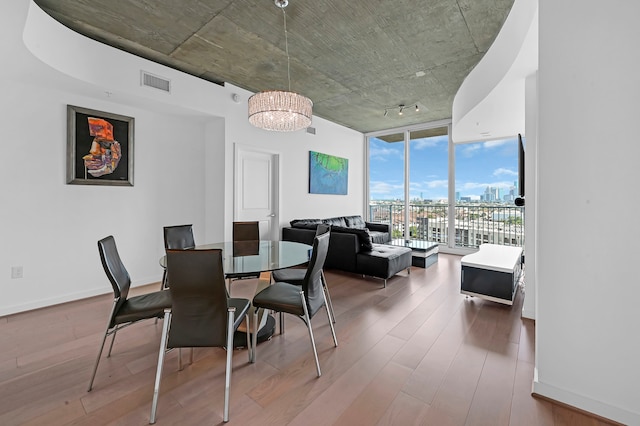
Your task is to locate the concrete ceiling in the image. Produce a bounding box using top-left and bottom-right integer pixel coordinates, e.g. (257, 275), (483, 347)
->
(33, 0), (514, 133)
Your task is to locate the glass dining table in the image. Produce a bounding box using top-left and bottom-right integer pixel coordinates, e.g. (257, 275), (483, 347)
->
(159, 240), (312, 345)
(159, 240), (312, 275)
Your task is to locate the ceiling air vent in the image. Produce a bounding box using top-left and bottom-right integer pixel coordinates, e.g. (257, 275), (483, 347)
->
(141, 71), (171, 93)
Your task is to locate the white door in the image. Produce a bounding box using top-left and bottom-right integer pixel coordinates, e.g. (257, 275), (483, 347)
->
(234, 145), (279, 240)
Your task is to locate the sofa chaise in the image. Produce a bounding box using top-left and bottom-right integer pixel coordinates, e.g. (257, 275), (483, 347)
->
(281, 215), (412, 287)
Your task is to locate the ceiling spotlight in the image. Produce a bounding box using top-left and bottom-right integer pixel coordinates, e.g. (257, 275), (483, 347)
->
(398, 104), (405, 115)
(383, 109), (388, 117)
(415, 104), (420, 112)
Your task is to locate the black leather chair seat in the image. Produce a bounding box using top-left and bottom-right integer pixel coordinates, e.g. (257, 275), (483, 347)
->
(252, 282), (305, 316)
(356, 244), (412, 280)
(113, 289), (172, 325)
(270, 267), (306, 285)
(228, 298), (252, 329)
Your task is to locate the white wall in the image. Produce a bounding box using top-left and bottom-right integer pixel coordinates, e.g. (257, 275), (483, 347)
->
(0, 1), (363, 316)
(221, 87), (364, 239)
(535, 1), (640, 424)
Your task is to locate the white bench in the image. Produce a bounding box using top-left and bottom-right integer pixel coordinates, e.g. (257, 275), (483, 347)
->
(460, 244), (523, 305)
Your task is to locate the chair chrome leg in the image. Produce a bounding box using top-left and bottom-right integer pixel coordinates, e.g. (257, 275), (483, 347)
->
(320, 271), (336, 324)
(88, 300), (117, 391)
(279, 311), (285, 334)
(251, 309), (258, 364)
(160, 269), (167, 291)
(106, 326), (118, 357)
(322, 289), (338, 347)
(245, 313), (252, 363)
(150, 309), (171, 424)
(300, 290), (321, 377)
(224, 307), (235, 423)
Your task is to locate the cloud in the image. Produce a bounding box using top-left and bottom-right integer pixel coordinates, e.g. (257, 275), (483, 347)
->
(458, 144), (482, 157)
(411, 135), (447, 150)
(370, 180), (403, 197)
(493, 167), (518, 177)
(369, 145), (403, 161)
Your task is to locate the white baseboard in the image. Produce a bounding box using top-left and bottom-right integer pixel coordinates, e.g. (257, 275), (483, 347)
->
(533, 374), (638, 425)
(521, 308), (535, 320)
(0, 274), (162, 317)
(0, 286), (107, 317)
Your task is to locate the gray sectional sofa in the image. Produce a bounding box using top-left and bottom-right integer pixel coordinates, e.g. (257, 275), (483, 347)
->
(281, 215), (412, 286)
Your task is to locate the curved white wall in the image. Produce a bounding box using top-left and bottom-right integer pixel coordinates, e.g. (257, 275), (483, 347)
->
(452, 0), (538, 143)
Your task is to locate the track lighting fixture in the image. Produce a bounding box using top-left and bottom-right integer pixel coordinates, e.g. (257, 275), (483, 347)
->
(383, 104), (421, 117)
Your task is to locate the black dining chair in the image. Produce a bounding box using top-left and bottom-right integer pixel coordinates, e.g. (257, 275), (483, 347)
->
(226, 221), (261, 285)
(252, 231), (337, 377)
(271, 224), (336, 328)
(160, 224), (195, 290)
(150, 248), (251, 424)
(88, 236), (172, 392)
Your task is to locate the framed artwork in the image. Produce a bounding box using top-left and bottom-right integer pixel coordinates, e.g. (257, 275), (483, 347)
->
(66, 105), (134, 186)
(309, 150), (348, 195)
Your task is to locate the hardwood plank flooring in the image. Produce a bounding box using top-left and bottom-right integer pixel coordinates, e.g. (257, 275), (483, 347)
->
(0, 254), (618, 425)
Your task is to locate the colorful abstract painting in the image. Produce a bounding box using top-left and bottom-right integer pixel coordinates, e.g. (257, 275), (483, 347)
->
(309, 151), (348, 195)
(66, 105), (134, 186)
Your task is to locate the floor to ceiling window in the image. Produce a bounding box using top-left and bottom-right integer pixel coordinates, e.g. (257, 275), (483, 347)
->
(368, 132), (405, 240)
(454, 137), (523, 248)
(367, 122), (524, 251)
(408, 127), (449, 244)
(367, 123), (450, 246)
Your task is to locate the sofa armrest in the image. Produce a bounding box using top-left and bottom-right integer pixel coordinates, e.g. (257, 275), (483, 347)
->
(366, 222), (390, 233)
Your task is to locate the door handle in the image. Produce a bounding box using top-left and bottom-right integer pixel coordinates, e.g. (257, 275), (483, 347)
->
(268, 213), (276, 217)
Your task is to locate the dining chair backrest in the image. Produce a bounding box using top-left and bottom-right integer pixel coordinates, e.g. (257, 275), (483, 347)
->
(163, 224), (195, 250)
(302, 231), (330, 318)
(233, 221), (259, 242)
(97, 236), (131, 323)
(164, 249), (229, 348)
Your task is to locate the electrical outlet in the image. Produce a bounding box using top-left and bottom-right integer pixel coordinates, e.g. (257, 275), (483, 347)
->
(11, 266), (23, 279)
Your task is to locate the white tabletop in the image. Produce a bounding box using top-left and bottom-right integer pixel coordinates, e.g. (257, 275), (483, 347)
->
(461, 244), (523, 273)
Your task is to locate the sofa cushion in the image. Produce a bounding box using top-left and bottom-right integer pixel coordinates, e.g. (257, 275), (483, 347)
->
(290, 218), (323, 229)
(344, 215), (366, 229)
(369, 231), (390, 244)
(332, 226), (373, 251)
(323, 216), (348, 227)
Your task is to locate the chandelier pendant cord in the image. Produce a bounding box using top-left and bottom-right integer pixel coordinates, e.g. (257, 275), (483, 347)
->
(247, 0), (312, 132)
(282, 7), (291, 92)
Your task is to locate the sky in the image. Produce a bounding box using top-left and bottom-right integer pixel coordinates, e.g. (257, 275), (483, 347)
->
(369, 135), (520, 201)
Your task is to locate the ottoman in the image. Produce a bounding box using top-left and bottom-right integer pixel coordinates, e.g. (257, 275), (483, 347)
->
(356, 244), (412, 287)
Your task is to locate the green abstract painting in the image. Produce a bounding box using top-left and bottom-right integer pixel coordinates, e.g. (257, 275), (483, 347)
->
(309, 151), (348, 195)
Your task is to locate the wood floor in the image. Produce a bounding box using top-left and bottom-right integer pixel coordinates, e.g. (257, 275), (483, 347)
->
(0, 254), (617, 426)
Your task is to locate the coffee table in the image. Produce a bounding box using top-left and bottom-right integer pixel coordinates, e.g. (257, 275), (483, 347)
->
(391, 239), (439, 268)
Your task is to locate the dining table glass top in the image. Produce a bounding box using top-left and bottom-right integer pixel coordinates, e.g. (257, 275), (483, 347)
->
(160, 240), (312, 275)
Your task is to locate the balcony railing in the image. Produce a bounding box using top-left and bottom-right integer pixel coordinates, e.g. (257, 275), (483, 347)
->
(369, 203), (524, 249)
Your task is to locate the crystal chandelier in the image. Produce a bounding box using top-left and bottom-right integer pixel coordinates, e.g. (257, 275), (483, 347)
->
(248, 0), (312, 132)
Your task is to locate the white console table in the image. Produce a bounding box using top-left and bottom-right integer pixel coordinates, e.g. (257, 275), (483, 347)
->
(460, 244), (523, 305)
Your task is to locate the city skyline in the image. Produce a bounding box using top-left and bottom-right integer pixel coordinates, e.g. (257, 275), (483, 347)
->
(369, 135), (520, 202)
